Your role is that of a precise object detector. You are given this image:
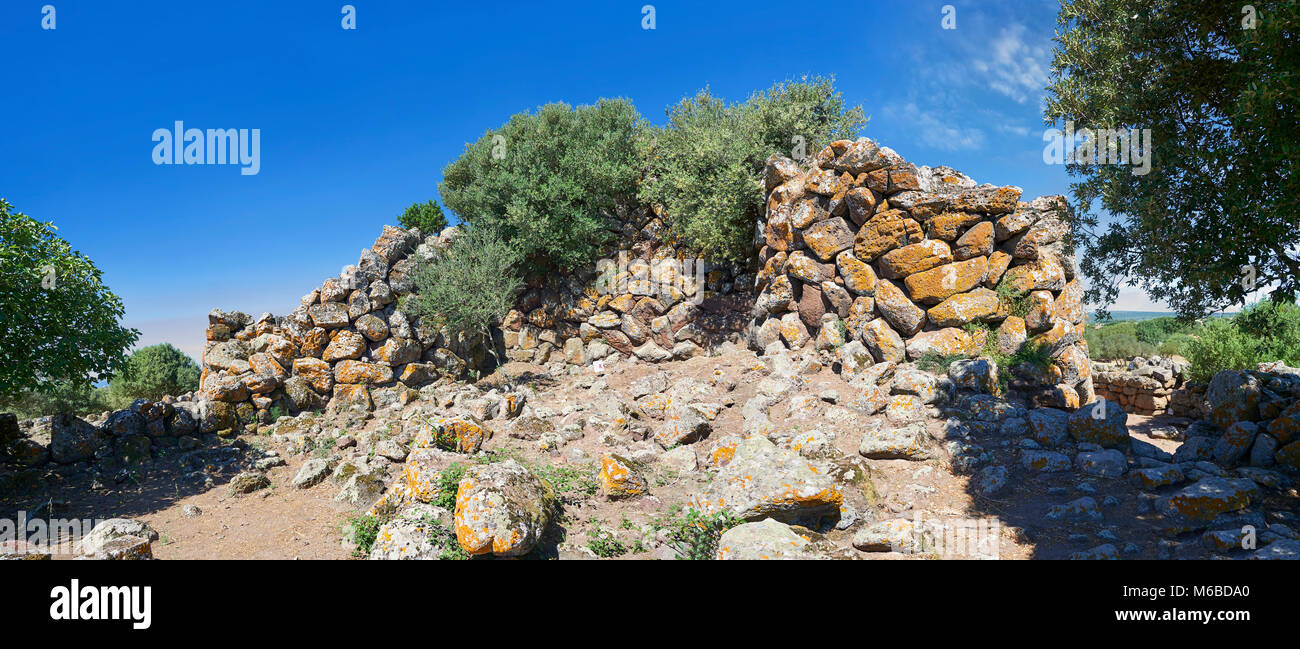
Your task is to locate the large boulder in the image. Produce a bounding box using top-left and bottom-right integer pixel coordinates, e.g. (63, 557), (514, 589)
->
(1206, 370), (1262, 428)
(49, 414), (108, 464)
(78, 518), (159, 557)
(1156, 477), (1259, 529)
(453, 459), (555, 557)
(717, 518), (822, 560)
(691, 436), (842, 524)
(1068, 399), (1129, 448)
(875, 279), (926, 336)
(368, 504), (459, 560)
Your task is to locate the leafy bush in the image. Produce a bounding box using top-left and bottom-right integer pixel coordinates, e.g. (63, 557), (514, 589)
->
(1092, 332), (1156, 361)
(439, 99), (644, 274)
(0, 381), (115, 419)
(654, 507), (744, 560)
(1134, 317), (1198, 346)
(0, 199), (139, 401)
(1231, 300), (1300, 364)
(397, 200), (448, 235)
(433, 463), (465, 510)
(585, 525), (629, 558)
(1185, 300), (1300, 383)
(1184, 319), (1259, 384)
(107, 343), (200, 403)
(402, 225), (524, 367)
(638, 76), (866, 263)
(347, 514), (385, 558)
(1156, 333), (1197, 358)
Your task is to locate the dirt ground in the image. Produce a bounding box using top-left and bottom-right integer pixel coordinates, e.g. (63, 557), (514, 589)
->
(5, 347), (1281, 560)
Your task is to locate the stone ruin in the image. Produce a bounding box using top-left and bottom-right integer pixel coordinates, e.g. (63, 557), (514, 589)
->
(1091, 356), (1188, 416)
(749, 138), (1089, 409)
(187, 136), (1092, 432)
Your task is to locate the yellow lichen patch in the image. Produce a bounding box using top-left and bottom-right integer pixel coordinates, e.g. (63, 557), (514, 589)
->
(598, 454), (647, 499)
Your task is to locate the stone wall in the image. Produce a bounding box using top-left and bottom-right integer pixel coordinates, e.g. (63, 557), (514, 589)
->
(198, 225), (473, 435)
(1091, 357), (1187, 415)
(496, 205), (754, 367)
(195, 135), (1090, 426)
(749, 138), (1090, 409)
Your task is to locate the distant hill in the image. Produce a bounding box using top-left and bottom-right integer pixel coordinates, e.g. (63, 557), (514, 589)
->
(1086, 310), (1237, 323)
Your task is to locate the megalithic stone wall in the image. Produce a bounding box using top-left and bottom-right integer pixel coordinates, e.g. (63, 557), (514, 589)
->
(496, 204), (754, 367)
(198, 136), (1090, 433)
(749, 138), (1093, 409)
(198, 225), (479, 435)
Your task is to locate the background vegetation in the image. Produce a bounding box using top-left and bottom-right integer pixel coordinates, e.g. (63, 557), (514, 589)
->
(1044, 0), (1300, 319)
(637, 76), (866, 263)
(0, 199), (139, 405)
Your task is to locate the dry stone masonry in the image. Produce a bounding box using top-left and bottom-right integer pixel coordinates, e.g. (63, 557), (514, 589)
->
(1092, 357), (1187, 416)
(750, 138), (1090, 409)
(497, 205), (754, 366)
(198, 226), (473, 434)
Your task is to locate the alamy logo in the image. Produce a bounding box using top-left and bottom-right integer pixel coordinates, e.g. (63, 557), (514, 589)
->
(50, 579), (152, 630)
(152, 121), (260, 175)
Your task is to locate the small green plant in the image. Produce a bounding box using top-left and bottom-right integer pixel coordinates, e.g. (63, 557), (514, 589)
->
(533, 462), (600, 498)
(654, 507), (745, 560)
(398, 199), (449, 235)
(994, 277), (1033, 319)
(916, 349), (966, 373)
(415, 514), (469, 560)
(586, 525), (629, 558)
(347, 514), (385, 558)
(653, 468), (680, 487)
(434, 463), (466, 510)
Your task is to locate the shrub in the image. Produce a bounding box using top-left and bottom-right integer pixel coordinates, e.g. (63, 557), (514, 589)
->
(1090, 332), (1156, 360)
(397, 200), (448, 235)
(586, 525), (629, 558)
(1134, 316), (1199, 346)
(439, 99), (644, 274)
(347, 514), (384, 558)
(1184, 318), (1259, 383)
(654, 507), (744, 560)
(639, 76), (866, 263)
(0, 199), (139, 402)
(0, 381), (114, 419)
(1231, 299), (1300, 365)
(402, 225), (524, 367)
(1156, 333), (1197, 358)
(433, 463), (465, 510)
(107, 343), (200, 403)
(1185, 300), (1300, 383)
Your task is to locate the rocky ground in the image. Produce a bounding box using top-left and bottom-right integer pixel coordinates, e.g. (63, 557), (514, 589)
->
(4, 344), (1299, 560)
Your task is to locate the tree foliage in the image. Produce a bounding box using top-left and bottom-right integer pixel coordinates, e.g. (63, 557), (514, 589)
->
(107, 343), (201, 403)
(638, 76), (867, 263)
(0, 199), (139, 402)
(402, 225), (524, 366)
(439, 99), (645, 275)
(1044, 0), (1300, 318)
(397, 199), (449, 235)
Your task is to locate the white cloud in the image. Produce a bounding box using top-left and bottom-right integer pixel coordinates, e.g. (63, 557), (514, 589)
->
(884, 102), (985, 151)
(970, 23), (1051, 104)
(995, 123), (1032, 137)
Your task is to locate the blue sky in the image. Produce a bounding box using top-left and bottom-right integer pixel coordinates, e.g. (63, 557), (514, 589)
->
(0, 0), (1170, 360)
